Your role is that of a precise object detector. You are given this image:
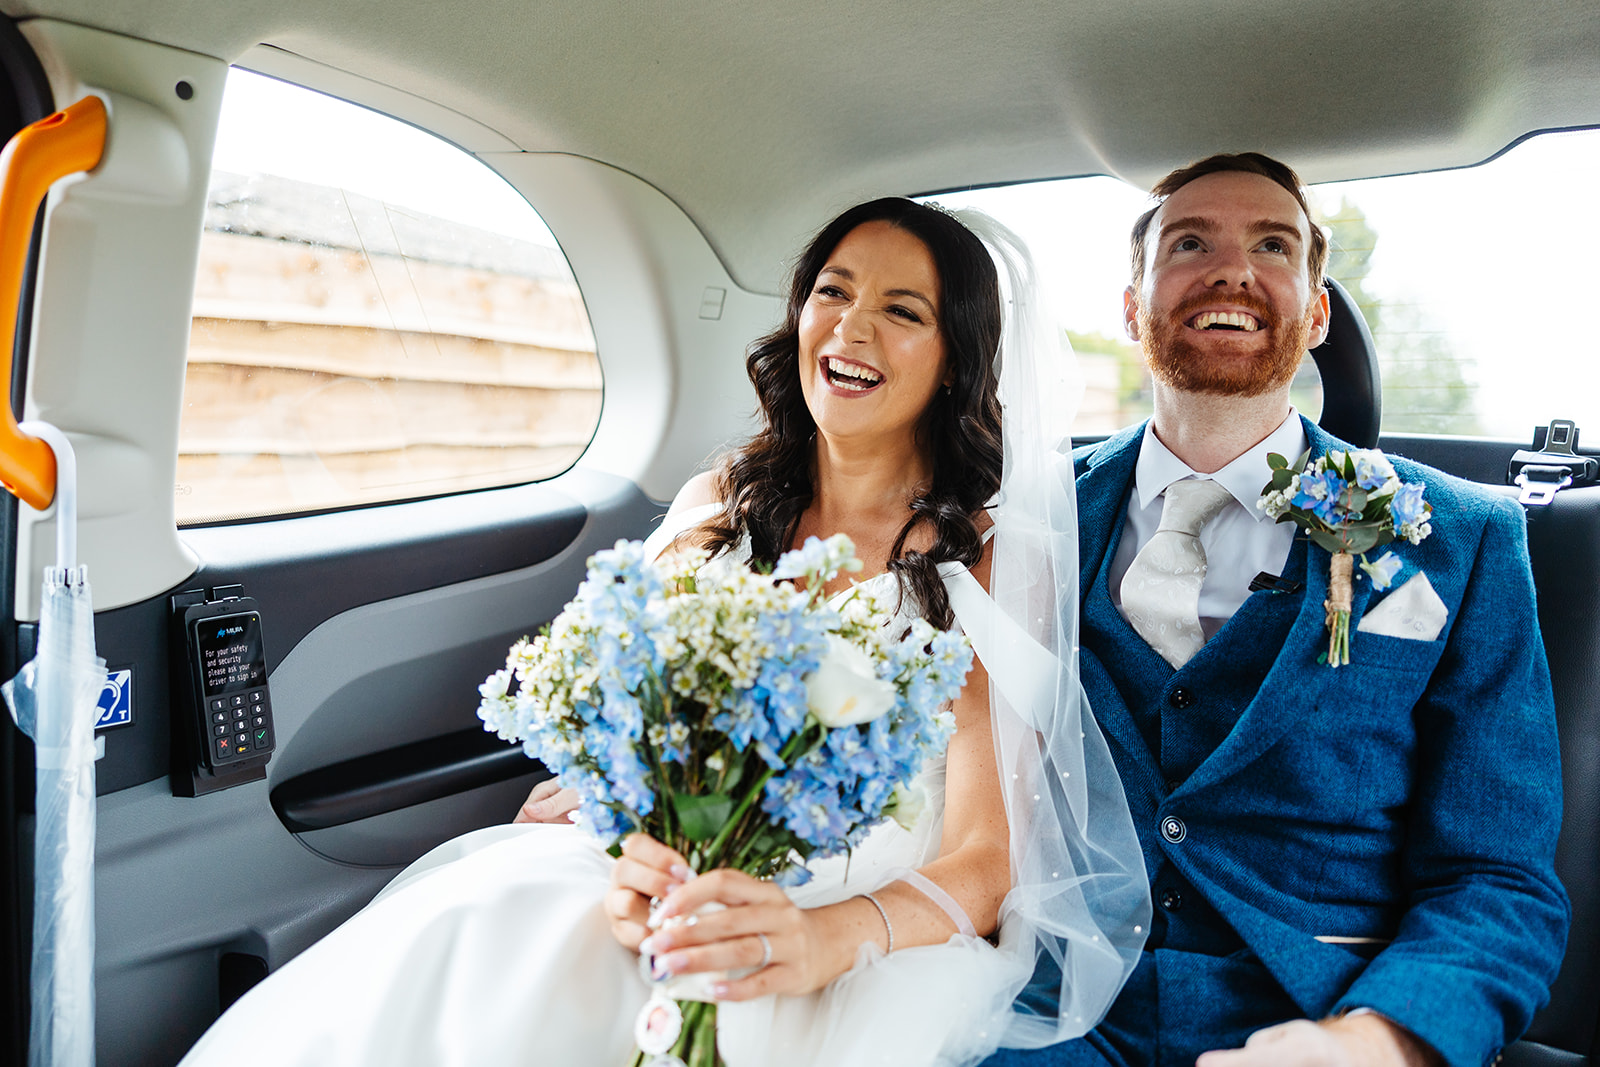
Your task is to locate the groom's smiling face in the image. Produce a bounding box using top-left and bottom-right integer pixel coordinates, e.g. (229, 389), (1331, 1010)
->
(1125, 170), (1330, 398)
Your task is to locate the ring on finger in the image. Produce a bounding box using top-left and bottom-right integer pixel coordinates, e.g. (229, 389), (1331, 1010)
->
(755, 932), (772, 969)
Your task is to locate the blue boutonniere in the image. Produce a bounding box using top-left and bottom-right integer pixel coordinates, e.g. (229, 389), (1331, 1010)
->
(1258, 448), (1433, 667)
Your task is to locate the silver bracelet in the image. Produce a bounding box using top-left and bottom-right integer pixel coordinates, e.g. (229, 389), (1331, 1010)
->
(860, 892), (894, 954)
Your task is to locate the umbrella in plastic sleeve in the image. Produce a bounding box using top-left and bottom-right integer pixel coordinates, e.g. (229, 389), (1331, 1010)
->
(4, 422), (106, 1067)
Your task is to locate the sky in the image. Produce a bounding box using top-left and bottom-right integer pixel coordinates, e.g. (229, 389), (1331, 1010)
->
(215, 68), (1600, 441)
(934, 132), (1600, 440)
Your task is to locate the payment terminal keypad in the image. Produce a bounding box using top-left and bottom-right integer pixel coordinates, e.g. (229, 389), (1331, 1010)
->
(192, 610), (275, 768)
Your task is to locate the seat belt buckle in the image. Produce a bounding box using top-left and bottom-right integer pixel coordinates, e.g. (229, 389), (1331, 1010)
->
(1513, 465), (1573, 506)
(1507, 419), (1597, 506)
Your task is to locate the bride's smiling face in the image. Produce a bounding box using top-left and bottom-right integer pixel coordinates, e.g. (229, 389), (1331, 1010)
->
(797, 221), (949, 446)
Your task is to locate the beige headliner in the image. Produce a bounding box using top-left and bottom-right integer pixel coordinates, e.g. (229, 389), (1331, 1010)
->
(6, 0), (1598, 292)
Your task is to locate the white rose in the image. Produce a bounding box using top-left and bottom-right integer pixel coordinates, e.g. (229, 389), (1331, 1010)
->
(884, 782), (928, 831)
(806, 635), (896, 728)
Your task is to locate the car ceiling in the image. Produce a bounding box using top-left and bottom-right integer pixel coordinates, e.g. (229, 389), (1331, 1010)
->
(2, 0), (1598, 293)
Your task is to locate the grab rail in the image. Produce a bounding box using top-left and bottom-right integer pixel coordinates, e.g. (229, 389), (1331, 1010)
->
(0, 96), (107, 511)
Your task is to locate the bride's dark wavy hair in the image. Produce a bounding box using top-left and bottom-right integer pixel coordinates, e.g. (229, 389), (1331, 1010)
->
(703, 197), (1003, 629)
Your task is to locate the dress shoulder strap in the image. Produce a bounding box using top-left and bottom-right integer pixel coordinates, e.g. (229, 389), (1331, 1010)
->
(941, 565), (1061, 732)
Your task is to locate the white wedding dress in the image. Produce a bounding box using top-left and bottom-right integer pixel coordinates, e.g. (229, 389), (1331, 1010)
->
(179, 507), (1025, 1067)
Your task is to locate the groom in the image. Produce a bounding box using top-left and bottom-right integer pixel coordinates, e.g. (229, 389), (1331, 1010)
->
(987, 154), (1568, 1067)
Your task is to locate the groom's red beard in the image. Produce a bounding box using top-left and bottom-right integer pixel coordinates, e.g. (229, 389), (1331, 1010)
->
(1139, 292), (1313, 397)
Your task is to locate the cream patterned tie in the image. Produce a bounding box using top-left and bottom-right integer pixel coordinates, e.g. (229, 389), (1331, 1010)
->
(1120, 478), (1235, 669)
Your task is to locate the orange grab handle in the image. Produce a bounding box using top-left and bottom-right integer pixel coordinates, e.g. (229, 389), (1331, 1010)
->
(0, 96), (107, 511)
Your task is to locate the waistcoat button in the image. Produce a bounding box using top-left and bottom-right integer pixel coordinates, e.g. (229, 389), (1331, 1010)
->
(1168, 687), (1195, 709)
(1159, 888), (1183, 911)
(1161, 816), (1186, 843)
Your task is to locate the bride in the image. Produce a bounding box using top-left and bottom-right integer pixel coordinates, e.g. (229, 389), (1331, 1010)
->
(178, 199), (1149, 1067)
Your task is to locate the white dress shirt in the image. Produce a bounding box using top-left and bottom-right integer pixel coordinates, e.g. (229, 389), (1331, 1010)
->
(1109, 409), (1306, 638)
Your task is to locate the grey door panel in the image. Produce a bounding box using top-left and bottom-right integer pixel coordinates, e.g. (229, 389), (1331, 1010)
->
(91, 467), (663, 1067)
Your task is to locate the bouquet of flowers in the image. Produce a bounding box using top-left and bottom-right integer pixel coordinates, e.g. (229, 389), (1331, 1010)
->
(477, 534), (973, 1067)
(1258, 448), (1432, 667)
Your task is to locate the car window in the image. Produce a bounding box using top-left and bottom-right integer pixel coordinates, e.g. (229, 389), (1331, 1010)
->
(180, 69), (600, 525)
(928, 127), (1600, 441)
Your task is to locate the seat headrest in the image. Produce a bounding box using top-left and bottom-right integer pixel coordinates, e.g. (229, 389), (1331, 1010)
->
(1312, 277), (1382, 449)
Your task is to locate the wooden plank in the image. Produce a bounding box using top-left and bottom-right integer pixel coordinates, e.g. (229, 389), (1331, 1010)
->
(175, 443), (588, 525)
(191, 231), (597, 351)
(187, 318), (602, 389)
(178, 363), (601, 453)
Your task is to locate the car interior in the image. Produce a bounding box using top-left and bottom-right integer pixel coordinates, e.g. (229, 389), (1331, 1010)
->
(0, 1), (1594, 1064)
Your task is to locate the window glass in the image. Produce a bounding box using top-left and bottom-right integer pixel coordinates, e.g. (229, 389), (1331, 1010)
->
(180, 69), (600, 525)
(927, 128), (1600, 441)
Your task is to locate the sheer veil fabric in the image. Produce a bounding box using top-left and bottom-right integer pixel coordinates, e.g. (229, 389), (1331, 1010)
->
(950, 210), (1150, 1047)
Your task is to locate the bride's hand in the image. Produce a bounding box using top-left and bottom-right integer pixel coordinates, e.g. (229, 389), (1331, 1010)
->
(512, 778), (579, 824)
(605, 834), (693, 952)
(643, 869), (834, 1000)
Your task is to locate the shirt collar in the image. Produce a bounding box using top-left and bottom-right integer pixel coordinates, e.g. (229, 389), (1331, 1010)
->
(1133, 408), (1308, 521)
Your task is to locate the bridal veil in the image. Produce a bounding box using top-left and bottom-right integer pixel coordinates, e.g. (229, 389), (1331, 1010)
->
(949, 210), (1150, 1048)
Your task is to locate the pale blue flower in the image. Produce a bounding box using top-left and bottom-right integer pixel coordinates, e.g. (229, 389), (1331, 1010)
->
(773, 533), (861, 581)
(1358, 551), (1403, 591)
(1351, 450), (1397, 491)
(1391, 482), (1428, 531)
(1292, 469), (1347, 523)
(773, 864), (813, 888)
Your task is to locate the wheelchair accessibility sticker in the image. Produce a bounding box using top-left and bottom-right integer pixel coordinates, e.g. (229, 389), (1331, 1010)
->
(96, 667), (133, 730)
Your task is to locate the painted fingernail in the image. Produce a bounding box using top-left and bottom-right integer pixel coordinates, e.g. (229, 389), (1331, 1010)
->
(650, 955), (669, 980)
(670, 864), (693, 881)
(711, 983), (729, 1000)
(639, 935), (660, 955)
(530, 801), (547, 817)
(660, 952), (687, 975)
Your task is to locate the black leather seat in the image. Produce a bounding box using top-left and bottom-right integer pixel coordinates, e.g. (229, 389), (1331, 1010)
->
(1502, 485), (1600, 1066)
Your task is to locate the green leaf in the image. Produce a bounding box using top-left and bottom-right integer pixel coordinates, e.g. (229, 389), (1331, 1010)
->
(1267, 452), (1289, 471)
(1292, 448), (1312, 473)
(1271, 468), (1295, 492)
(1343, 526), (1382, 554)
(1346, 487), (1368, 512)
(1342, 451), (1358, 480)
(673, 793), (735, 842)
(1309, 529), (1348, 554)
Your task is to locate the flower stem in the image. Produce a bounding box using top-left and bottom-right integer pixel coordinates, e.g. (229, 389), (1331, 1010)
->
(1324, 552), (1354, 667)
(698, 726), (817, 867)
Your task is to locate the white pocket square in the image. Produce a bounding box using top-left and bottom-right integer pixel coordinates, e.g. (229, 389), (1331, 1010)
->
(1356, 571), (1448, 641)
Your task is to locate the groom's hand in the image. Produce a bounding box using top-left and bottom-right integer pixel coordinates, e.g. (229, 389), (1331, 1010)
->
(1196, 1014), (1442, 1067)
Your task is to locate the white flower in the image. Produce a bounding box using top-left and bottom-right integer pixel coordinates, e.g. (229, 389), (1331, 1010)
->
(1358, 550), (1403, 591)
(478, 668), (512, 701)
(883, 782), (928, 831)
(805, 634), (897, 728)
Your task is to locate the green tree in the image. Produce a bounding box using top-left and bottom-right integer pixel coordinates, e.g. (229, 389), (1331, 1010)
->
(1068, 329), (1150, 427)
(1319, 197), (1480, 434)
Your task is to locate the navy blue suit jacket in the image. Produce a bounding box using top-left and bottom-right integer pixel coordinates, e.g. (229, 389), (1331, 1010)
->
(1073, 417), (1570, 1067)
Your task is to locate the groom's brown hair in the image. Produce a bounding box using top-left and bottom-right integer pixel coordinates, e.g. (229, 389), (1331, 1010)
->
(1129, 152), (1330, 292)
